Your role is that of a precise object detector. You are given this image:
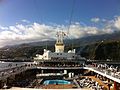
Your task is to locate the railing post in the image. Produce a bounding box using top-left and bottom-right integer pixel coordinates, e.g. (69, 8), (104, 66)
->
(114, 81), (120, 90)
(114, 81), (117, 90)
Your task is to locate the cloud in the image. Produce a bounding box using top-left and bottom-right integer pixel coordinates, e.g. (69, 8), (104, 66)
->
(0, 26), (8, 30)
(91, 17), (100, 23)
(0, 16), (120, 47)
(0, 23), (57, 47)
(21, 19), (30, 23)
(114, 16), (120, 30)
(102, 19), (106, 22)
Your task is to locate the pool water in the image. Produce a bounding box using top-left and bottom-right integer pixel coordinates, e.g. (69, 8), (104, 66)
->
(43, 80), (71, 85)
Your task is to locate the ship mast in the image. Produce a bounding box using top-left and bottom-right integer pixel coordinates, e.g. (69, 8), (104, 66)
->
(55, 31), (66, 53)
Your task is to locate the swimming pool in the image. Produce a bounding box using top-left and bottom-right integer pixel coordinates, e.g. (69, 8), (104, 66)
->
(43, 80), (71, 85)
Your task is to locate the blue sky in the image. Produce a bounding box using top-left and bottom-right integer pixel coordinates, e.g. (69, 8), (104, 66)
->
(0, 0), (120, 47)
(0, 0), (120, 26)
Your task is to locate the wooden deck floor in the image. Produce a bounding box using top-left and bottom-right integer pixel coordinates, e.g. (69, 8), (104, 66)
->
(39, 84), (77, 89)
(81, 76), (113, 90)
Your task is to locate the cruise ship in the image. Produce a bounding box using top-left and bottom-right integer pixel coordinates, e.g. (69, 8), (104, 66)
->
(0, 31), (120, 90)
(34, 31), (86, 62)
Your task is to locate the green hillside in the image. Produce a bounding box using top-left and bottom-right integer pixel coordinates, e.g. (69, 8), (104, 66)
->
(0, 40), (120, 62)
(80, 40), (120, 61)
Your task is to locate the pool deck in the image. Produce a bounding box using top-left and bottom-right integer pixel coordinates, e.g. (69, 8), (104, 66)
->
(40, 84), (76, 89)
(10, 87), (92, 90)
(81, 76), (114, 90)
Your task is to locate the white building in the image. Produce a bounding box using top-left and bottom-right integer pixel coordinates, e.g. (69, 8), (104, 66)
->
(34, 31), (85, 60)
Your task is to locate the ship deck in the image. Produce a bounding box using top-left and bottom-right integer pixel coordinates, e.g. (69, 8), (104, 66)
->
(0, 62), (120, 89)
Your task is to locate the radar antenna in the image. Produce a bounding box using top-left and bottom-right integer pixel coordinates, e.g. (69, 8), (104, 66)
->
(56, 31), (66, 45)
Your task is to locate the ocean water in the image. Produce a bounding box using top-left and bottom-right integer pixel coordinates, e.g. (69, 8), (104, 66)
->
(0, 62), (32, 71)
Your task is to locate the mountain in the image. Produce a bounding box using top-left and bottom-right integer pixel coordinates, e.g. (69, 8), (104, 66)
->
(0, 31), (120, 60)
(2, 31), (120, 49)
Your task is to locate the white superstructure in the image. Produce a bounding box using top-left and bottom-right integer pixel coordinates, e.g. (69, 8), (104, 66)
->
(34, 31), (84, 60)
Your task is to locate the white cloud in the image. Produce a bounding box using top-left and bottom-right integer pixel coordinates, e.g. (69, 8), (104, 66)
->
(0, 26), (8, 30)
(102, 19), (106, 22)
(0, 23), (57, 47)
(91, 17), (100, 23)
(21, 19), (30, 23)
(114, 16), (120, 30)
(0, 16), (120, 47)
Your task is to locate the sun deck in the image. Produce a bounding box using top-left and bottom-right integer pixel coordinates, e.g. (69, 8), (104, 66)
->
(0, 62), (120, 89)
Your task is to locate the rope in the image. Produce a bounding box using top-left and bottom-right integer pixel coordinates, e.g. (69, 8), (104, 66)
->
(67, 0), (76, 35)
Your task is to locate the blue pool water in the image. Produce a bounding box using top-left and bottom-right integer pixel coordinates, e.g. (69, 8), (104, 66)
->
(43, 80), (71, 85)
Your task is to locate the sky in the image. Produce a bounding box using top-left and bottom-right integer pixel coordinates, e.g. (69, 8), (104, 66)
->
(0, 0), (120, 47)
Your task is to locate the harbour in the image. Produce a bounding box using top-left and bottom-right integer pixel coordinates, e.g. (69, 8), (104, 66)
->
(0, 31), (120, 90)
(0, 0), (120, 90)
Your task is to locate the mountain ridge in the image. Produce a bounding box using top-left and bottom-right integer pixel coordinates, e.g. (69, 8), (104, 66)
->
(2, 31), (120, 49)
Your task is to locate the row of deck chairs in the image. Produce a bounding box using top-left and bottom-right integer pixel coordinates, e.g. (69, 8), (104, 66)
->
(76, 77), (105, 90)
